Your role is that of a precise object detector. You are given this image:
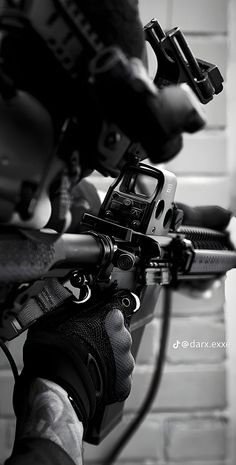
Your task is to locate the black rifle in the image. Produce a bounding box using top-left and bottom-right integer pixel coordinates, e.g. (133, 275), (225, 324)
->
(0, 160), (235, 443)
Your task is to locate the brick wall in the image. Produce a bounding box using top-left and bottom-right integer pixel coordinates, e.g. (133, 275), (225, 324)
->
(0, 1), (230, 464)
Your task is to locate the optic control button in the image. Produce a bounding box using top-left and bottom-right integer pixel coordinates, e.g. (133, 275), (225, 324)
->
(132, 220), (141, 229)
(131, 208), (142, 218)
(105, 210), (113, 218)
(123, 198), (133, 207)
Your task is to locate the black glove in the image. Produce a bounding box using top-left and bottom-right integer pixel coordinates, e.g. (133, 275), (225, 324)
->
(14, 289), (139, 432)
(176, 203), (232, 230)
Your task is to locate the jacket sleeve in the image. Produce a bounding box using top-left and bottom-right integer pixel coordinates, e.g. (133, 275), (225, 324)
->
(5, 438), (77, 465)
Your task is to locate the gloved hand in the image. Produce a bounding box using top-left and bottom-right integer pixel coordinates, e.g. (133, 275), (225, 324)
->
(13, 289), (139, 433)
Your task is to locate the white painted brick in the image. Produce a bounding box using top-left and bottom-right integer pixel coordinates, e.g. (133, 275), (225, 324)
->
(171, 0), (228, 33)
(0, 419), (16, 464)
(84, 414), (164, 462)
(166, 131), (227, 174)
(205, 92), (227, 128)
(155, 282), (225, 317)
(166, 416), (227, 461)
(167, 318), (227, 363)
(139, 0), (169, 28)
(125, 364), (226, 411)
(135, 317), (226, 365)
(186, 36), (227, 79)
(175, 176), (230, 208)
(136, 321), (159, 364)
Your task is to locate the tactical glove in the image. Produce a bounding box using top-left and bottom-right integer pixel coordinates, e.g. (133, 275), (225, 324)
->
(14, 289), (139, 433)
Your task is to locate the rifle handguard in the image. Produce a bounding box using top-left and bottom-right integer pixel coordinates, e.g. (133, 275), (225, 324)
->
(173, 226), (236, 278)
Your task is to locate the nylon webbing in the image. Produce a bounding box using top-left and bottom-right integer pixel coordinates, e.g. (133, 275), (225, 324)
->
(17, 278), (72, 327)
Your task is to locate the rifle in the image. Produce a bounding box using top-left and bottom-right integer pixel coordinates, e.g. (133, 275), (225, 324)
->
(0, 18), (230, 445)
(1, 160), (235, 443)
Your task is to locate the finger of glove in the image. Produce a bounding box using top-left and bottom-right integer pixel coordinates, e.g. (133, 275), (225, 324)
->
(106, 290), (140, 325)
(105, 308), (134, 401)
(176, 204), (232, 231)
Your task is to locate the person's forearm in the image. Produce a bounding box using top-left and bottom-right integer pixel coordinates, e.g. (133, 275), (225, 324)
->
(14, 377), (84, 465)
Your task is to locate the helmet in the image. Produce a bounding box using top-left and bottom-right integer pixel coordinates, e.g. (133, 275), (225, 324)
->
(0, 1), (206, 229)
(0, 0), (145, 226)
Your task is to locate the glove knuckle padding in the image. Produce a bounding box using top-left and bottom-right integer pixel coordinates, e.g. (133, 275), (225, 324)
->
(105, 309), (134, 400)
